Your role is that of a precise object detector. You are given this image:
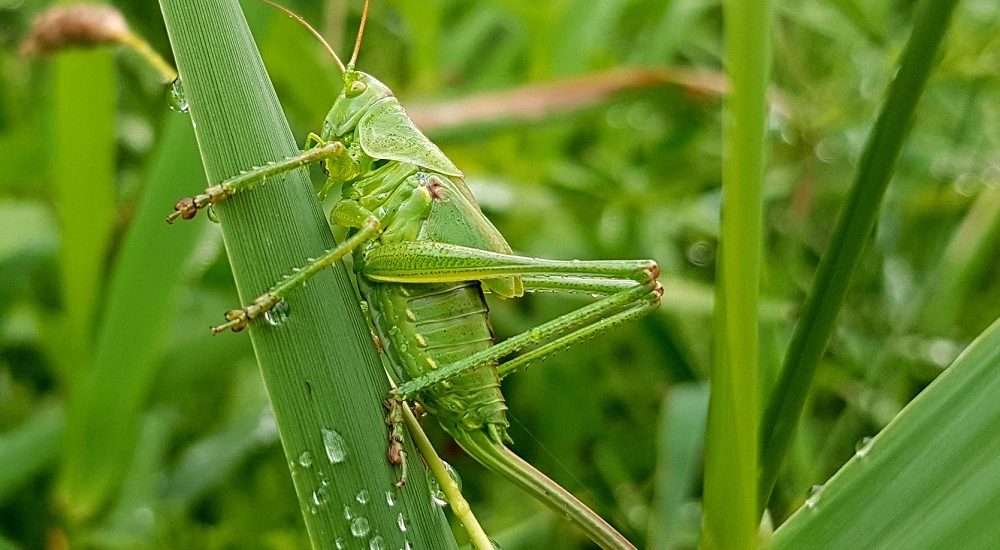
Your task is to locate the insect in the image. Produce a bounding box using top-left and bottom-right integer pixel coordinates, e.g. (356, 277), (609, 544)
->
(168, 2), (660, 549)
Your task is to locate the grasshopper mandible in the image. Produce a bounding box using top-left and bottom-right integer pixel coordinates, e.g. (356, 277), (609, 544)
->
(168, 2), (660, 548)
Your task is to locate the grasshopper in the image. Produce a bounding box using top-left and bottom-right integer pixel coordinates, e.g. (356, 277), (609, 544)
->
(168, 2), (660, 548)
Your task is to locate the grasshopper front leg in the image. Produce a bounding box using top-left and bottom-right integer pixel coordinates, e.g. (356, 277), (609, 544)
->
(166, 137), (346, 223)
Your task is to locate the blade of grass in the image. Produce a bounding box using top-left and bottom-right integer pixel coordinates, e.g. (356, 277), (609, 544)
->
(156, 1), (456, 547)
(771, 316), (1000, 548)
(48, 6), (116, 378)
(649, 383), (709, 550)
(0, 404), (63, 502)
(701, 1), (772, 548)
(60, 116), (202, 523)
(916, 186), (1000, 333)
(759, 0), (960, 508)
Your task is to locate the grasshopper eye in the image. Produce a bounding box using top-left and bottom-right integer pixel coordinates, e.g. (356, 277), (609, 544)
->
(347, 81), (367, 97)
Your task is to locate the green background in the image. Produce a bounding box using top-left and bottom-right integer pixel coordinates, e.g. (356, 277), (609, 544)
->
(0, 0), (998, 548)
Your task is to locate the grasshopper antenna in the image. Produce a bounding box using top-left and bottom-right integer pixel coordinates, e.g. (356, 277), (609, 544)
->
(348, 0), (370, 69)
(260, 0), (345, 73)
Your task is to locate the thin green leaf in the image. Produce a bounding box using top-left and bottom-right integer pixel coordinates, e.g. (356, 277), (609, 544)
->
(49, 39), (116, 374)
(60, 116), (203, 522)
(650, 383), (709, 550)
(0, 404), (63, 502)
(759, 0), (961, 506)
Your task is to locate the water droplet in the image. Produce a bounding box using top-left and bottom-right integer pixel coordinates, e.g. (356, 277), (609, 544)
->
(855, 436), (874, 458)
(397, 511), (408, 532)
(686, 240), (714, 267)
(444, 461), (462, 489)
(335, 538), (346, 550)
(322, 428), (347, 464)
(343, 505), (354, 520)
(428, 462), (461, 507)
(385, 490), (396, 507)
(169, 78), (189, 113)
(264, 300), (291, 326)
(350, 516), (370, 538)
(403, 540), (413, 550)
(369, 534), (384, 550)
(805, 485), (823, 509)
(312, 486), (327, 506)
(356, 489), (370, 505)
(206, 204), (220, 223)
(298, 451), (313, 468)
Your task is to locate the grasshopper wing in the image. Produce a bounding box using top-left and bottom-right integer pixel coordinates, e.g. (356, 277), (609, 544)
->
(358, 98), (464, 179)
(419, 177), (524, 298)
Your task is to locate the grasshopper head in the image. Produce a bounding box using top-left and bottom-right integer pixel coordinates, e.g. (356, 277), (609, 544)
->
(322, 70), (393, 140)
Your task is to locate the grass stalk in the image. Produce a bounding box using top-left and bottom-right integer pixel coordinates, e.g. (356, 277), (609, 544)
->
(157, 1), (455, 547)
(701, 1), (772, 548)
(758, 0), (960, 509)
(59, 116), (202, 523)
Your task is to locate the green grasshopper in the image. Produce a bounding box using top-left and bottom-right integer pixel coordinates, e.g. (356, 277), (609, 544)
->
(168, 2), (660, 548)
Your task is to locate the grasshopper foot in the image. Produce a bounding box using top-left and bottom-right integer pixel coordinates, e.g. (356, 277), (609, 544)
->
(211, 293), (278, 334)
(166, 196), (201, 223)
(166, 184), (231, 224)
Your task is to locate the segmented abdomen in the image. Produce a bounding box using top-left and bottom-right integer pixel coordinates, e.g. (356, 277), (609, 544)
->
(366, 281), (510, 443)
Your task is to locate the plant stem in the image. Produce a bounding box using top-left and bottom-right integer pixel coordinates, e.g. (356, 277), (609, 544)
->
(701, 0), (772, 548)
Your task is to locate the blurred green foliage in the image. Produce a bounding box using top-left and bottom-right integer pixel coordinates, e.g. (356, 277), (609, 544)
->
(0, 0), (996, 548)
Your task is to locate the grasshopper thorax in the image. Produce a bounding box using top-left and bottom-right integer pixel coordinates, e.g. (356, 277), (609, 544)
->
(322, 70), (393, 140)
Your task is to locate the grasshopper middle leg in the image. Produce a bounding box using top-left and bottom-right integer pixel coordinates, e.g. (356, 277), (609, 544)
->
(211, 215), (379, 333)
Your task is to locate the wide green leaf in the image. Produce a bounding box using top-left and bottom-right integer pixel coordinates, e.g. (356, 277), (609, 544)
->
(772, 316), (1000, 548)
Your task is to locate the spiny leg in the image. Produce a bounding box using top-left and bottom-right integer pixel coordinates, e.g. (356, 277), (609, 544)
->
(395, 282), (660, 397)
(166, 137), (345, 223)
(496, 299), (655, 379)
(357, 242), (661, 397)
(212, 215), (380, 333)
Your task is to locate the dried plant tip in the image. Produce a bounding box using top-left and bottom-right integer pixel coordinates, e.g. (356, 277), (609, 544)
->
(20, 4), (129, 57)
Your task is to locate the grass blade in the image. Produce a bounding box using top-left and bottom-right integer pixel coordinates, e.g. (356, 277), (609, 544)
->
(772, 316), (1000, 548)
(156, 1), (456, 547)
(650, 383), (709, 549)
(49, 38), (116, 375)
(60, 116), (202, 522)
(759, 0), (961, 506)
(0, 404), (63, 502)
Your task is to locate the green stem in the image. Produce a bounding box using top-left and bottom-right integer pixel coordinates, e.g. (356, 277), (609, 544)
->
(455, 431), (635, 550)
(401, 404), (492, 550)
(701, 0), (772, 548)
(759, 0), (960, 510)
(157, 1), (455, 547)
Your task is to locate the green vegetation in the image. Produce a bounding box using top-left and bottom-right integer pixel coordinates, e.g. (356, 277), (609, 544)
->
(0, 1), (997, 549)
